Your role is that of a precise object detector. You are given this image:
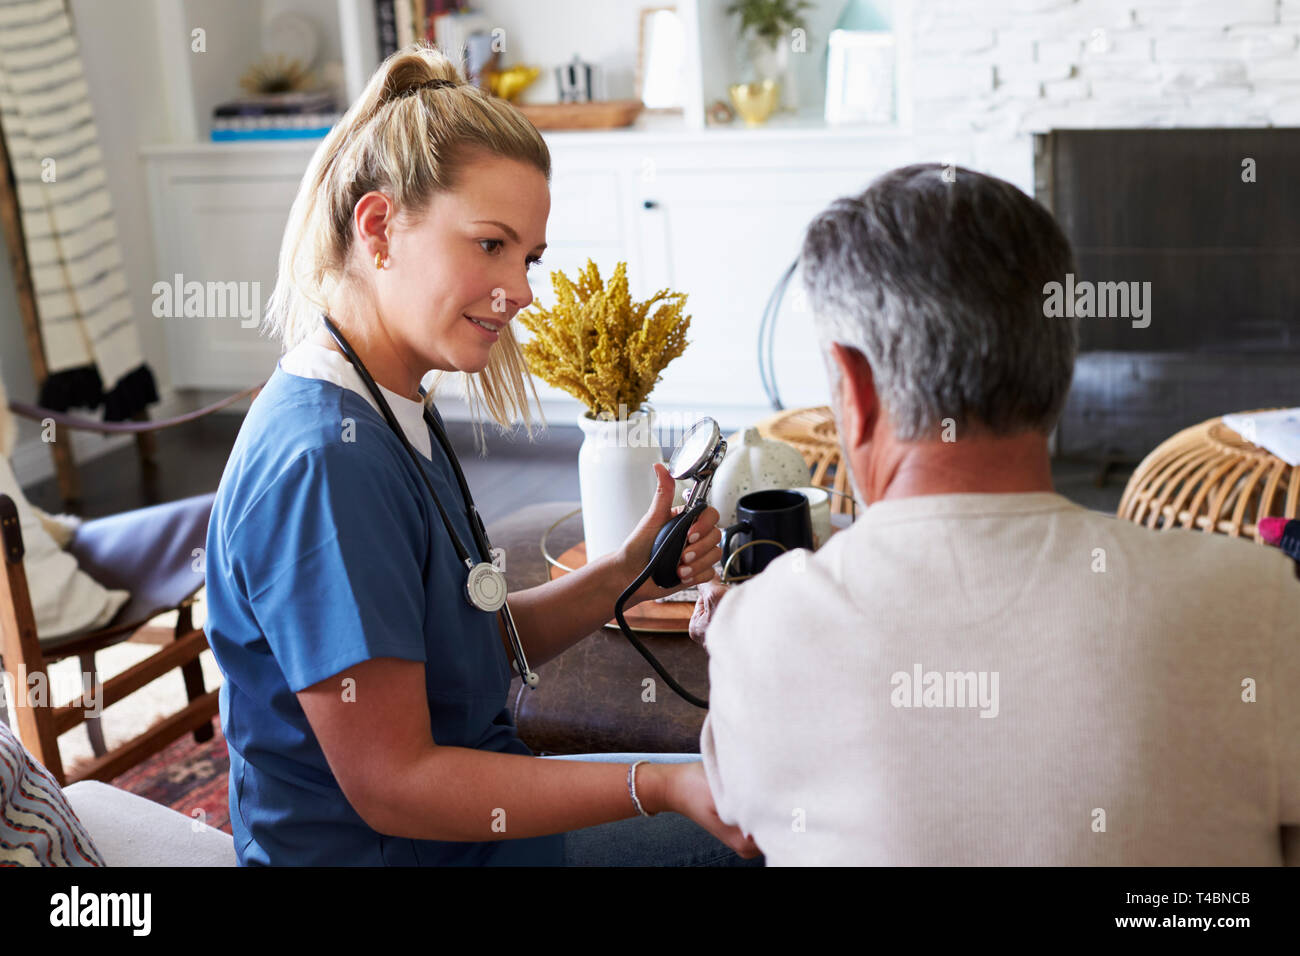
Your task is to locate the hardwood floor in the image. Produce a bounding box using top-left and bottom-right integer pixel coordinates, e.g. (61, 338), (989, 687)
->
(22, 410), (585, 525)
(21, 408), (1129, 522)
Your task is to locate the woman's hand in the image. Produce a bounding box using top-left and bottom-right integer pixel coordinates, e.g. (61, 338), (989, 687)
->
(646, 762), (761, 860)
(612, 463), (723, 607)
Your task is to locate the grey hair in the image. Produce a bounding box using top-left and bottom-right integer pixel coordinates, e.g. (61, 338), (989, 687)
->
(799, 163), (1078, 441)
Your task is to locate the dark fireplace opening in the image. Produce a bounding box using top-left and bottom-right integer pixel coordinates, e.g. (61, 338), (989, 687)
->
(1034, 128), (1300, 461)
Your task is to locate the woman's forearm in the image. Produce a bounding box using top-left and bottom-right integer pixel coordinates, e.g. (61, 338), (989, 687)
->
(503, 551), (634, 667)
(367, 746), (667, 841)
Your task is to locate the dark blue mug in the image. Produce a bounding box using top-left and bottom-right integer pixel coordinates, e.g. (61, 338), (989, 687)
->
(721, 489), (813, 580)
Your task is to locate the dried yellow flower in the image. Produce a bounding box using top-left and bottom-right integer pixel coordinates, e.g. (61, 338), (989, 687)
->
(517, 259), (691, 418)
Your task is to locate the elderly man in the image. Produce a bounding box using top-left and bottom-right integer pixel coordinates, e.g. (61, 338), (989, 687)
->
(691, 163), (1300, 866)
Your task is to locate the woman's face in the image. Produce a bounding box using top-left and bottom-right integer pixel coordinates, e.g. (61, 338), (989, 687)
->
(358, 150), (550, 389)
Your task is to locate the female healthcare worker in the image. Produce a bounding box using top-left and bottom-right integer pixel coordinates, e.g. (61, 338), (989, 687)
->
(202, 46), (762, 866)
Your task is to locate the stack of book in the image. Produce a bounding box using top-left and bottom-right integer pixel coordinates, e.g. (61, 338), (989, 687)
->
(376, 0), (462, 60)
(211, 90), (342, 142)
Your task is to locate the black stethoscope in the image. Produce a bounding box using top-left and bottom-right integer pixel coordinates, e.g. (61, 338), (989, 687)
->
(321, 313), (733, 710)
(320, 313), (539, 690)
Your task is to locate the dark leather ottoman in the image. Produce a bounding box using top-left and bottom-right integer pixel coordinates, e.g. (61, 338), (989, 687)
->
(488, 502), (709, 755)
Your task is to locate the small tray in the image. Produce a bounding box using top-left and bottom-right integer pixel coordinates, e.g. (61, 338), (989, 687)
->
(549, 541), (695, 634)
(515, 99), (644, 130)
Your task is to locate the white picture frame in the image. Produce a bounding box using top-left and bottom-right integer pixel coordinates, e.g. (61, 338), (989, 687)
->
(639, 6), (686, 112)
(825, 30), (896, 126)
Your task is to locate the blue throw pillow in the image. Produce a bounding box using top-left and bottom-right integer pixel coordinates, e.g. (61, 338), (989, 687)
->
(0, 719), (105, 866)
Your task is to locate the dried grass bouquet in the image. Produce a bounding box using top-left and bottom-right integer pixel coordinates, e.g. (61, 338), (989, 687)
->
(517, 259), (691, 419)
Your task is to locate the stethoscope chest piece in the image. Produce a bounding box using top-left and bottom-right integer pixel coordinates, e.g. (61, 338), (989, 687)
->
(466, 561), (508, 613)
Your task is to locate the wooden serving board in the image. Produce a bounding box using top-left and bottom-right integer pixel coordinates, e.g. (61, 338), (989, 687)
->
(515, 99), (644, 130)
(550, 541), (694, 634)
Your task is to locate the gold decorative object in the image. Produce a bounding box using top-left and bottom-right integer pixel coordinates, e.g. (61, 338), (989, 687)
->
(517, 259), (691, 419)
(1118, 411), (1299, 539)
(486, 64), (541, 101)
(239, 54), (314, 94)
(728, 79), (780, 126)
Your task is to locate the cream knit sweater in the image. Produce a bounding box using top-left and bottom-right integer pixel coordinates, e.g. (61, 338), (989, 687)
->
(700, 492), (1300, 866)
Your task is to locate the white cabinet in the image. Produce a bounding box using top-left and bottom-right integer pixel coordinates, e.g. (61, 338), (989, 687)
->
(531, 125), (932, 429)
(623, 128), (923, 422)
(142, 0), (925, 429)
(633, 166), (869, 413)
(143, 142), (321, 388)
(143, 124), (947, 430)
(525, 165), (626, 309)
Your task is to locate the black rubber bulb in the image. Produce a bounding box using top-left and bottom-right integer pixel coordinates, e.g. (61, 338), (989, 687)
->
(649, 506), (701, 588)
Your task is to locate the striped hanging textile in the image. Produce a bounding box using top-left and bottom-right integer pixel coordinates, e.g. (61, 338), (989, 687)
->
(0, 0), (156, 420)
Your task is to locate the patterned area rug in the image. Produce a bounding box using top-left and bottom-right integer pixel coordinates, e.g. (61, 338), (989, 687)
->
(99, 720), (232, 835)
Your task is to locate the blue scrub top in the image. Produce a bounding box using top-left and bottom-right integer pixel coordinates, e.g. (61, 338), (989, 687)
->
(204, 365), (564, 865)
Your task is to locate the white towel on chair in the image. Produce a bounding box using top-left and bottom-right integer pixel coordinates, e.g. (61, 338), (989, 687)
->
(0, 0), (146, 389)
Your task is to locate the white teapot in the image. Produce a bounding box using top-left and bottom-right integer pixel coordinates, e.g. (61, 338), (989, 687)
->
(710, 427), (810, 527)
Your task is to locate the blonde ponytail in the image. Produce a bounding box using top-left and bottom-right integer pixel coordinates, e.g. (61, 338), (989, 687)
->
(263, 43), (551, 449)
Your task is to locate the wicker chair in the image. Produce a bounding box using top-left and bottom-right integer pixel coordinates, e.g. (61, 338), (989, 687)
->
(755, 406), (857, 516)
(0, 491), (218, 787)
(0, 385), (261, 786)
(1118, 412), (1298, 539)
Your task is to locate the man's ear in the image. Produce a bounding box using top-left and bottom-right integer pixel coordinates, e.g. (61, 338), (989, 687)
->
(829, 343), (878, 452)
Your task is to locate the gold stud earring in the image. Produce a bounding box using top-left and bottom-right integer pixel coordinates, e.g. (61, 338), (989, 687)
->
(375, 251), (385, 270)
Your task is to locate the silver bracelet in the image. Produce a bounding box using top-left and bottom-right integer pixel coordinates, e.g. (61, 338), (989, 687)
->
(628, 760), (651, 817)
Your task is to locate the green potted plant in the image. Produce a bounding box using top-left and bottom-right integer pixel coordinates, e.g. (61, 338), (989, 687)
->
(725, 0), (812, 108)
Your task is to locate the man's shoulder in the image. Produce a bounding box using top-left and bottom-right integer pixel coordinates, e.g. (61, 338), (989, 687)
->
(945, 495), (1295, 586)
(1094, 508), (1298, 580)
(708, 541), (847, 652)
(705, 504), (1300, 642)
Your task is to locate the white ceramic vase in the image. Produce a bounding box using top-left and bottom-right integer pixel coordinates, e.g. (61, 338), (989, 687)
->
(577, 405), (664, 563)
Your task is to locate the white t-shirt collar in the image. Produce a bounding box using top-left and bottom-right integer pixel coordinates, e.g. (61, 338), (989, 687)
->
(278, 340), (433, 461)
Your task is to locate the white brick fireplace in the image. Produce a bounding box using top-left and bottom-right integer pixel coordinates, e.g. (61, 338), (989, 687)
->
(901, 0), (1300, 192)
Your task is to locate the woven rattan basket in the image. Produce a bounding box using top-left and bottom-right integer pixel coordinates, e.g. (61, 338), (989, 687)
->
(754, 406), (857, 516)
(1118, 412), (1298, 540)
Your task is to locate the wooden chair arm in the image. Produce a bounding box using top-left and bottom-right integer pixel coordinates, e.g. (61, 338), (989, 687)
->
(0, 493), (25, 564)
(7, 382), (264, 435)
